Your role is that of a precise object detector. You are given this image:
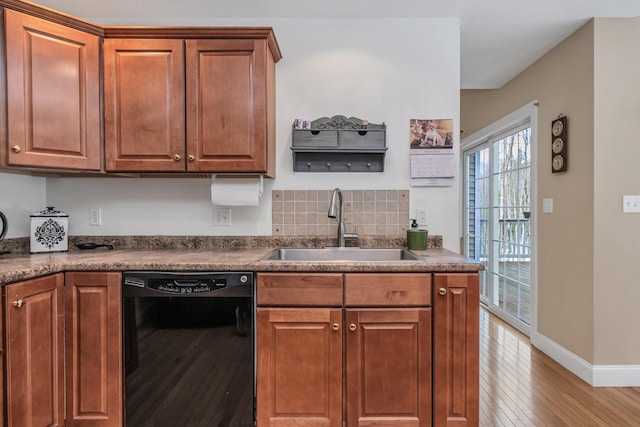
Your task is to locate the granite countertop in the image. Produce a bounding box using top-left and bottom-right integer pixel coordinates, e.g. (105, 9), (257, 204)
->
(0, 236), (483, 285)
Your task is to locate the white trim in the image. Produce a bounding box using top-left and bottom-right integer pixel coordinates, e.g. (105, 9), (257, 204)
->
(532, 331), (640, 387)
(461, 100), (538, 338)
(593, 365), (640, 387)
(483, 303), (530, 336)
(461, 101), (538, 151)
(528, 104), (539, 346)
(531, 330), (593, 385)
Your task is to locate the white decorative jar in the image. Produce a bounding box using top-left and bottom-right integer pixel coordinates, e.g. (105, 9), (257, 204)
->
(30, 207), (69, 253)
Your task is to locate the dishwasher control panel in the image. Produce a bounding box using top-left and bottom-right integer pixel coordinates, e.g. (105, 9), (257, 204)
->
(122, 271), (253, 297)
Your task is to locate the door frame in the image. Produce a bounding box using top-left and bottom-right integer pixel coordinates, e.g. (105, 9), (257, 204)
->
(460, 101), (538, 337)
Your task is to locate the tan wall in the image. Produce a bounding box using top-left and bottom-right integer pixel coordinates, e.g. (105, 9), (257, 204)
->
(461, 21), (596, 362)
(592, 18), (640, 364)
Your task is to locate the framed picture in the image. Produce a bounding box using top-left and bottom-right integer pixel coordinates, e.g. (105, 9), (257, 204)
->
(410, 119), (454, 149)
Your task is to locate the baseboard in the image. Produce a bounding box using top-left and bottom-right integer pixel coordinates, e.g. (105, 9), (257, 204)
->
(531, 331), (640, 387)
(592, 365), (640, 387)
(531, 331), (594, 385)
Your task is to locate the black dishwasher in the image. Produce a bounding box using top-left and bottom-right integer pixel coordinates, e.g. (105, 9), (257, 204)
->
(122, 271), (254, 427)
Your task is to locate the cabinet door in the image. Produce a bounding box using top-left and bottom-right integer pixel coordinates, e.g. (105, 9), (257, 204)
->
(4, 9), (101, 170)
(256, 308), (342, 427)
(5, 273), (65, 427)
(65, 272), (122, 427)
(346, 308), (432, 427)
(433, 273), (479, 427)
(103, 39), (186, 172)
(186, 38), (275, 175)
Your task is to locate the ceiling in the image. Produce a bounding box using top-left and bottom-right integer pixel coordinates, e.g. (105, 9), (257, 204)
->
(37, 0), (640, 89)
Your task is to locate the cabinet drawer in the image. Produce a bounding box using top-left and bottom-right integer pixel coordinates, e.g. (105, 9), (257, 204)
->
(257, 273), (343, 306)
(345, 273), (431, 306)
(292, 129), (338, 147)
(339, 129), (386, 148)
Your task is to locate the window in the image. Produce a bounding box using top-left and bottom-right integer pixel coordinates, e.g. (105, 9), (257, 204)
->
(462, 102), (537, 335)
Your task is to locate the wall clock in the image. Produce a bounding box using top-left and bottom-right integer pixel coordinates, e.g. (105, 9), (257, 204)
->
(551, 116), (567, 173)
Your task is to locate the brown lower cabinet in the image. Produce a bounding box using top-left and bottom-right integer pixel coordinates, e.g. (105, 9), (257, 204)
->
(64, 272), (122, 427)
(345, 308), (432, 426)
(4, 273), (65, 427)
(256, 307), (343, 426)
(0, 269), (478, 427)
(3, 272), (122, 427)
(433, 273), (480, 427)
(256, 272), (437, 427)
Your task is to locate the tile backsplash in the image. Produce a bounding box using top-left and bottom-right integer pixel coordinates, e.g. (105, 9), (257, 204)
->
(272, 189), (410, 236)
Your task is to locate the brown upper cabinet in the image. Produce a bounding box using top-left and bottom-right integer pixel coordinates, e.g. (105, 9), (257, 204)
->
(0, 0), (281, 175)
(103, 28), (281, 176)
(103, 38), (185, 173)
(1, 5), (102, 171)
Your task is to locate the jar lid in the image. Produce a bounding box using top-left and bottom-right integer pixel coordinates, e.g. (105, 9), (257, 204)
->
(31, 207), (68, 218)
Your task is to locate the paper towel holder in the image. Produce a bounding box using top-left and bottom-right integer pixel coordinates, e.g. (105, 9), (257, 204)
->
(212, 174), (264, 195)
(210, 174), (265, 208)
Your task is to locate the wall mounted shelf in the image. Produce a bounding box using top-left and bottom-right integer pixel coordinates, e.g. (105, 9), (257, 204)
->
(291, 115), (387, 172)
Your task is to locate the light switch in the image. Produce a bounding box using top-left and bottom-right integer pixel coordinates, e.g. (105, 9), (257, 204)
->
(542, 198), (553, 213)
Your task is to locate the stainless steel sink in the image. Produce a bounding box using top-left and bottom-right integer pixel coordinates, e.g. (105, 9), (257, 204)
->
(260, 247), (423, 262)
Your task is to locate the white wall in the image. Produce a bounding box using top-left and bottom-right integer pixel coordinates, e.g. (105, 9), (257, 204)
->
(272, 19), (461, 252)
(7, 9), (462, 250)
(0, 172), (46, 238)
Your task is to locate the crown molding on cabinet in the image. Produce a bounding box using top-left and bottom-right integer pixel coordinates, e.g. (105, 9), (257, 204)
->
(103, 26), (282, 62)
(0, 1), (282, 62)
(0, 0), (103, 36)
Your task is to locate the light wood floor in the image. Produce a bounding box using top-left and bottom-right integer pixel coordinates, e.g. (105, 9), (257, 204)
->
(480, 307), (640, 426)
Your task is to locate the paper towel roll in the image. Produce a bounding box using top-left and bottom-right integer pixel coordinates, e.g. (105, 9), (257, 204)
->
(211, 176), (263, 206)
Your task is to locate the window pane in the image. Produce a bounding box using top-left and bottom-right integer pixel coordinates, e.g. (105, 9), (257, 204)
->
(519, 128), (531, 167)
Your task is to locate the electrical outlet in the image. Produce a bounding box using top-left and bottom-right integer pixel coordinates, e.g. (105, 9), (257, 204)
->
(416, 208), (428, 226)
(89, 208), (102, 226)
(213, 207), (231, 226)
(623, 195), (640, 213)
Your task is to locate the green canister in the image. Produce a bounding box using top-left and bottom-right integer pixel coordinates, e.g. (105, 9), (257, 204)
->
(407, 221), (428, 251)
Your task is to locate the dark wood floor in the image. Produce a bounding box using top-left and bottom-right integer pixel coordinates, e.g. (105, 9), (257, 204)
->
(480, 307), (640, 426)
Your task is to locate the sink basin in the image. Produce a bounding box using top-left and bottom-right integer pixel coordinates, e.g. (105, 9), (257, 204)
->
(260, 247), (423, 262)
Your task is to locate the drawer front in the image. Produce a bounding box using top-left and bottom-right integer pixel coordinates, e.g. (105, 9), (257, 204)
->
(257, 273), (343, 306)
(339, 129), (386, 148)
(292, 130), (338, 147)
(345, 273), (431, 306)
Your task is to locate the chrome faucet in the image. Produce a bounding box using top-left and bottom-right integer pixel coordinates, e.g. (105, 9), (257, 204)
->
(328, 188), (346, 247)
